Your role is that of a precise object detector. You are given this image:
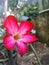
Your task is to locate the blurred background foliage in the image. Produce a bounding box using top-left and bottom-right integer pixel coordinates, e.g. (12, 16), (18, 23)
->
(8, 0), (18, 11)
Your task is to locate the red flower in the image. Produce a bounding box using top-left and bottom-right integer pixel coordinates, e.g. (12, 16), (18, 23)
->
(3, 15), (38, 56)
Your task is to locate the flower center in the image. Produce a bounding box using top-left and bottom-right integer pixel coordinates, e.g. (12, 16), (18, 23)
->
(14, 34), (21, 40)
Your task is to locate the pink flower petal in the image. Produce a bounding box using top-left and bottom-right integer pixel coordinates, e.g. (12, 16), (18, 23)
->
(16, 41), (28, 56)
(4, 15), (19, 35)
(19, 20), (34, 34)
(22, 34), (38, 43)
(3, 35), (15, 50)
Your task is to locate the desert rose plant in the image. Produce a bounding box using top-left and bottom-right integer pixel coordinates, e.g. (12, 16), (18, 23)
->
(3, 15), (40, 65)
(3, 15), (38, 56)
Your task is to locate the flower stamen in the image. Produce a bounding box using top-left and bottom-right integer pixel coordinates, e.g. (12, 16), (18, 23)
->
(14, 34), (21, 40)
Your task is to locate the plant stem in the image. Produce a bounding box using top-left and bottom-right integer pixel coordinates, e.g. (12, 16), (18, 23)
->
(30, 44), (42, 65)
(7, 50), (16, 65)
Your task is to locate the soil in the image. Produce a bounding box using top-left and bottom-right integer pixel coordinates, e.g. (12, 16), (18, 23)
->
(0, 42), (49, 65)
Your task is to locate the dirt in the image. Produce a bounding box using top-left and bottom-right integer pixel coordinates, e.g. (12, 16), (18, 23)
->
(15, 42), (49, 65)
(0, 42), (49, 65)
